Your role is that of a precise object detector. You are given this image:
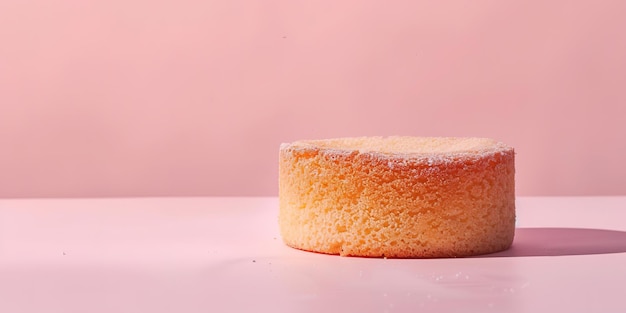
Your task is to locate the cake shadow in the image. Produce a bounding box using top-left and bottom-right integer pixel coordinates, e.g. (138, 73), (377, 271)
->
(478, 227), (626, 257)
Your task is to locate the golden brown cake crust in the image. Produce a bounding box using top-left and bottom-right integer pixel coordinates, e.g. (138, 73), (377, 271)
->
(279, 137), (515, 258)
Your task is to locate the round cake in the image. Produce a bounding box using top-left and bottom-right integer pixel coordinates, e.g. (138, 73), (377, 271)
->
(278, 137), (515, 258)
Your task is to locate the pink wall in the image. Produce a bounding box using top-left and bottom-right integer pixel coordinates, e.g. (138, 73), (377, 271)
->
(1, 1), (625, 197)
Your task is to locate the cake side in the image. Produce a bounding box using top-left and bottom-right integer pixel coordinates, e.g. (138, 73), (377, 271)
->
(278, 137), (515, 258)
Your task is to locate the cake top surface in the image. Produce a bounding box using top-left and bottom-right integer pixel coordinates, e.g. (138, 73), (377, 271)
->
(282, 137), (512, 158)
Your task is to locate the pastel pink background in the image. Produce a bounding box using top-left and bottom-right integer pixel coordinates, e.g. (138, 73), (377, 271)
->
(1, 1), (625, 198)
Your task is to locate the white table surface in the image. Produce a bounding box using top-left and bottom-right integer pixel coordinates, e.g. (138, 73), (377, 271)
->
(1, 197), (625, 313)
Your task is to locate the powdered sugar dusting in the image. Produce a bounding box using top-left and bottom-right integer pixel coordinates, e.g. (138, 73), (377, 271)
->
(281, 137), (513, 164)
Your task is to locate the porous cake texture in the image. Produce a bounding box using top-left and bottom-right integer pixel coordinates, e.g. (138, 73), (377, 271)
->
(278, 137), (515, 258)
